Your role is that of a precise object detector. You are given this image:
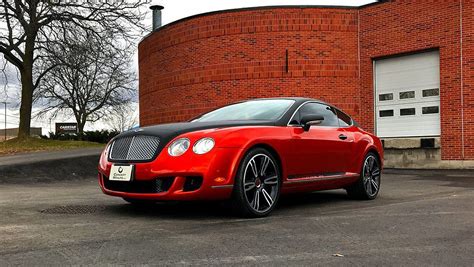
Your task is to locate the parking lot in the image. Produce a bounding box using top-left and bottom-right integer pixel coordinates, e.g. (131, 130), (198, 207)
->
(0, 170), (473, 266)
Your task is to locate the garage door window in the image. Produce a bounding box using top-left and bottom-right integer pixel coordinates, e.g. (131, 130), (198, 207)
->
(379, 93), (393, 101)
(379, 110), (394, 117)
(400, 108), (416, 116)
(422, 106), (439, 114)
(422, 88), (439, 97)
(399, 91), (415, 99)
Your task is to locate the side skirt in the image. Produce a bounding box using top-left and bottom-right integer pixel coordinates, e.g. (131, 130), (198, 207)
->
(283, 172), (359, 185)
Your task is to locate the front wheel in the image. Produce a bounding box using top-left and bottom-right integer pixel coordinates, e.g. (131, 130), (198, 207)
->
(346, 152), (381, 200)
(231, 148), (281, 217)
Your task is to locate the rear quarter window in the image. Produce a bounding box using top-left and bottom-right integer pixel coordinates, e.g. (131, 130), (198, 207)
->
(335, 109), (352, 127)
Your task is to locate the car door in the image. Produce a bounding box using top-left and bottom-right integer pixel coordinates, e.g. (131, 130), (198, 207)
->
(286, 102), (352, 178)
(333, 107), (356, 172)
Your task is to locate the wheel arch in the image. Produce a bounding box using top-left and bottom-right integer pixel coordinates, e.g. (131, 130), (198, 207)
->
(366, 147), (383, 169)
(231, 142), (285, 183)
(247, 143), (284, 177)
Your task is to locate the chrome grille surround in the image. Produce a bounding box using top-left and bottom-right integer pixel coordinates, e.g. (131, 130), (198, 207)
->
(109, 135), (160, 161)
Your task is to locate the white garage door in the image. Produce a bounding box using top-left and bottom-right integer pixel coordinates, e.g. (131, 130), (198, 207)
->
(374, 51), (440, 138)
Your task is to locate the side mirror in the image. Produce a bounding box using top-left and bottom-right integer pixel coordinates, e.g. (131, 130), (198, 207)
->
(301, 115), (324, 131)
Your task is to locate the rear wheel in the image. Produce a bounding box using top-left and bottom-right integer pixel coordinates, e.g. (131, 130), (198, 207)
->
(231, 148), (281, 217)
(346, 152), (381, 200)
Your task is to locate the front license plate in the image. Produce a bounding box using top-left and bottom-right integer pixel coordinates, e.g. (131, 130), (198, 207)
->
(109, 165), (134, 182)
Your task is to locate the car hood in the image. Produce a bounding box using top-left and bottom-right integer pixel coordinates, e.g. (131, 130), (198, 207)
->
(113, 120), (276, 144)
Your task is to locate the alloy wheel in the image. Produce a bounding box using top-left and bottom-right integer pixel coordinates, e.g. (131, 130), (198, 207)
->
(243, 153), (279, 213)
(362, 155), (381, 197)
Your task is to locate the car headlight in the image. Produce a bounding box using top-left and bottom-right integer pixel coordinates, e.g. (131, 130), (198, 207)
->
(193, 137), (215, 154)
(168, 138), (190, 157)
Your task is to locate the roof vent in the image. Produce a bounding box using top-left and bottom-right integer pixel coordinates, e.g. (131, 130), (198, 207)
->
(150, 5), (164, 31)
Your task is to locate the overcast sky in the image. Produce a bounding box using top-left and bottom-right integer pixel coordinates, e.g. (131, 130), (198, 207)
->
(1, 0), (376, 133)
(152, 0), (376, 27)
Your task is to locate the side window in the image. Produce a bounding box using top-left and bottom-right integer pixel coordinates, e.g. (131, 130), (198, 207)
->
(299, 103), (339, 127)
(335, 109), (352, 127)
(289, 110), (301, 125)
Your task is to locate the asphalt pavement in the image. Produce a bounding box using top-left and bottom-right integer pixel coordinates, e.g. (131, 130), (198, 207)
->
(0, 170), (473, 266)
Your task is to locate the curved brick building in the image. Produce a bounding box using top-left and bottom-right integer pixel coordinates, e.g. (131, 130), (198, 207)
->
(139, 1), (474, 167)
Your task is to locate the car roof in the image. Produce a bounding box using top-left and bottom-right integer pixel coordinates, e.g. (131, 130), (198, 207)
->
(190, 97), (344, 127)
(242, 97), (327, 105)
(235, 97), (335, 126)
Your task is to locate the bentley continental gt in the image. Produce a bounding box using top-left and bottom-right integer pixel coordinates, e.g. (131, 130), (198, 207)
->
(98, 98), (383, 217)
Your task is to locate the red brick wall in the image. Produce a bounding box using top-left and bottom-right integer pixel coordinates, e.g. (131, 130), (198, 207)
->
(462, 0), (474, 159)
(139, 1), (472, 160)
(359, 0), (463, 160)
(138, 7), (360, 125)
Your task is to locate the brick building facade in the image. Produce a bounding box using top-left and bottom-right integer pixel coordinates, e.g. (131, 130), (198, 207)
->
(138, 0), (473, 163)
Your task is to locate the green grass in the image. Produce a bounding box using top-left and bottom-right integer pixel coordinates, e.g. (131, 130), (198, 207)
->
(0, 137), (104, 155)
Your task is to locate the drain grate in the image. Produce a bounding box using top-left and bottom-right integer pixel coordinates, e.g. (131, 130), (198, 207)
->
(40, 205), (105, 214)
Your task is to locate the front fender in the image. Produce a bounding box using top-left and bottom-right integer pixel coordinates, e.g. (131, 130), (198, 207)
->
(213, 126), (290, 182)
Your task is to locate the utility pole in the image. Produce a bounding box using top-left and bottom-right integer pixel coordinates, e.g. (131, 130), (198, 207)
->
(2, 102), (7, 141)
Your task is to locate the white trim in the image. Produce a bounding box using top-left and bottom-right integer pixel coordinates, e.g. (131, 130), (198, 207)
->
(373, 60), (377, 136)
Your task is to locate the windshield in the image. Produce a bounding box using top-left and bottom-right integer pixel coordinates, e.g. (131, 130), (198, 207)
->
(192, 99), (295, 122)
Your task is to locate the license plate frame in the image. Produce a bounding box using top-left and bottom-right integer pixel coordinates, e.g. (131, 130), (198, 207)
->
(109, 164), (134, 182)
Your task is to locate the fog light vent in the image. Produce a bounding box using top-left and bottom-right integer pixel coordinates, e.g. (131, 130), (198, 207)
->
(155, 177), (174, 193)
(183, 176), (203, 192)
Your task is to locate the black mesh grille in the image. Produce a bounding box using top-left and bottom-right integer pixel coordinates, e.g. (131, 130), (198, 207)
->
(103, 176), (174, 193)
(110, 136), (133, 159)
(109, 135), (160, 161)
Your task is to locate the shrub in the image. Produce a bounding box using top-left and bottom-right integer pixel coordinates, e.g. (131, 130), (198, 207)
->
(82, 130), (120, 143)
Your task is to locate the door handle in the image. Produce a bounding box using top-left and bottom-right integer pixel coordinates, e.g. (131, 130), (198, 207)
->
(339, 134), (348, 140)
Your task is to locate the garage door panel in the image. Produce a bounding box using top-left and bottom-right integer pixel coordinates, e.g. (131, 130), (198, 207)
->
(377, 100), (440, 108)
(377, 69), (439, 91)
(377, 120), (440, 137)
(375, 51), (440, 138)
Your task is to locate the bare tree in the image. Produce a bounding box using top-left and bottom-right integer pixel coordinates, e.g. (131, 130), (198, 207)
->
(105, 103), (139, 133)
(0, 0), (147, 139)
(36, 28), (136, 134)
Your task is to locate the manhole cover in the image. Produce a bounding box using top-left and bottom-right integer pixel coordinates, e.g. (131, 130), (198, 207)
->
(41, 205), (105, 214)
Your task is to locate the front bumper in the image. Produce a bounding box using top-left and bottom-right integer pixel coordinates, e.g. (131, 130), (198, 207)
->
(98, 147), (242, 201)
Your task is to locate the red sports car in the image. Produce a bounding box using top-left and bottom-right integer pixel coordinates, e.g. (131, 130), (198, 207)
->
(98, 98), (383, 217)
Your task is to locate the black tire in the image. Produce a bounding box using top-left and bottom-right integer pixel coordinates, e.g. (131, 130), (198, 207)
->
(123, 198), (156, 206)
(346, 152), (381, 200)
(231, 148), (281, 217)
